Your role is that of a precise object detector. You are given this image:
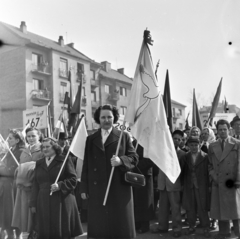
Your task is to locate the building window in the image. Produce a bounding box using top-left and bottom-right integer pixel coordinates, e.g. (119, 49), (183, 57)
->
(91, 91), (96, 102)
(120, 106), (127, 115)
(105, 84), (110, 94)
(60, 82), (67, 102)
(77, 63), (84, 74)
(120, 87), (127, 97)
(179, 123), (183, 129)
(59, 58), (68, 77)
(82, 87), (86, 96)
(32, 53), (42, 66)
(90, 70), (95, 80)
(179, 109), (182, 116)
(33, 79), (43, 90)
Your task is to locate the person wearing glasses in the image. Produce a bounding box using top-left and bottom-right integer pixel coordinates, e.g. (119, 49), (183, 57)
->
(80, 104), (138, 239)
(30, 137), (83, 239)
(0, 129), (26, 239)
(12, 127), (44, 238)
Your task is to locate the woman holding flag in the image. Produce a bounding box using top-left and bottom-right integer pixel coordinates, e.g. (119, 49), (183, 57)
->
(0, 129), (25, 239)
(80, 104), (138, 239)
(30, 137), (83, 239)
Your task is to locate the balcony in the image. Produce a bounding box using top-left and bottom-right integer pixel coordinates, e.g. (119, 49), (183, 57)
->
(31, 89), (50, 101)
(107, 91), (120, 101)
(91, 100), (100, 109)
(31, 64), (51, 75)
(91, 79), (99, 88)
(59, 69), (68, 78)
(76, 73), (86, 84)
(82, 97), (87, 106)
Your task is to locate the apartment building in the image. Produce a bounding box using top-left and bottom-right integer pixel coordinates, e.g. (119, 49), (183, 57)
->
(0, 21), (99, 137)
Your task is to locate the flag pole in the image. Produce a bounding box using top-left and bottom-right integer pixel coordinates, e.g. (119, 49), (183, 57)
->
(0, 134), (19, 166)
(103, 121), (126, 206)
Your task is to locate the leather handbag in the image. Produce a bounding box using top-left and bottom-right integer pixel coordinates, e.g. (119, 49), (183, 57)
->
(125, 171), (146, 187)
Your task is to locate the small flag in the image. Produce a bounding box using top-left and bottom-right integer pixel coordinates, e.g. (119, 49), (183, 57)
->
(224, 96), (229, 113)
(52, 113), (63, 140)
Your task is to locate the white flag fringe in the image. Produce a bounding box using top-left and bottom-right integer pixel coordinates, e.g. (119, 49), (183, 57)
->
(124, 32), (180, 183)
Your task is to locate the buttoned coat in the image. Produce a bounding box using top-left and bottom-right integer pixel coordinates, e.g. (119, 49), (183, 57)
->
(209, 136), (240, 220)
(80, 127), (138, 239)
(157, 148), (185, 191)
(30, 155), (83, 239)
(182, 150), (210, 211)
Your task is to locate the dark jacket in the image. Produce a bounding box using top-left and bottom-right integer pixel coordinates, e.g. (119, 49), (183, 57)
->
(30, 155), (83, 239)
(182, 150), (210, 211)
(80, 127), (138, 239)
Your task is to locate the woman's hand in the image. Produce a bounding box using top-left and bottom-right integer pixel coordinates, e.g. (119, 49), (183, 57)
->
(111, 155), (122, 167)
(31, 207), (36, 213)
(81, 193), (89, 200)
(50, 183), (60, 193)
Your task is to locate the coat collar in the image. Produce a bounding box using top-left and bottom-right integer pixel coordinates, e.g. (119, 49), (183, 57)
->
(92, 127), (121, 151)
(186, 150), (205, 168)
(38, 155), (64, 172)
(212, 137), (235, 162)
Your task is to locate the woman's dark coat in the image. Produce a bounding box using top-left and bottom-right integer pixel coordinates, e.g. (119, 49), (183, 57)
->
(132, 142), (154, 223)
(80, 127), (138, 239)
(30, 155), (83, 239)
(0, 146), (23, 230)
(182, 150), (210, 211)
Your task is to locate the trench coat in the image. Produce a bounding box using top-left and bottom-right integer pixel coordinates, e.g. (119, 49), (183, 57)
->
(208, 137), (240, 220)
(80, 127), (138, 239)
(0, 146), (24, 230)
(11, 143), (44, 232)
(182, 150), (210, 211)
(30, 155), (83, 239)
(132, 143), (155, 223)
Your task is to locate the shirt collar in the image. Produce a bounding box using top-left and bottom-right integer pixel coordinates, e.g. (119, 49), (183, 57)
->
(101, 127), (113, 135)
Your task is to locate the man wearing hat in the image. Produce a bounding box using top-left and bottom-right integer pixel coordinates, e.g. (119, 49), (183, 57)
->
(152, 130), (185, 238)
(208, 119), (240, 239)
(231, 115), (240, 140)
(182, 136), (210, 237)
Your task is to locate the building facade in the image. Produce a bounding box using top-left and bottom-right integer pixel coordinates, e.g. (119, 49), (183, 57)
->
(171, 99), (186, 130)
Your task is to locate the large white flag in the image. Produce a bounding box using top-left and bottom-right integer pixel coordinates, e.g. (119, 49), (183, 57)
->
(125, 30), (180, 183)
(69, 116), (88, 160)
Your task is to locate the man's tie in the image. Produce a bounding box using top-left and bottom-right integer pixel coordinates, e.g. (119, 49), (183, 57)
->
(221, 139), (225, 151)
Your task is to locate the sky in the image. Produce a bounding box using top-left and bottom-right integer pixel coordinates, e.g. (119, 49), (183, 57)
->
(1, 0), (240, 117)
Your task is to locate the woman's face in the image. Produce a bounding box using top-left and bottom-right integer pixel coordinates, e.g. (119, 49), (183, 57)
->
(99, 109), (114, 130)
(42, 141), (56, 158)
(8, 133), (19, 148)
(201, 129), (209, 142)
(26, 130), (40, 145)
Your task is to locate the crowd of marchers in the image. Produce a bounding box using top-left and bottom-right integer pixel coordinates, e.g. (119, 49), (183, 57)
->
(0, 104), (240, 239)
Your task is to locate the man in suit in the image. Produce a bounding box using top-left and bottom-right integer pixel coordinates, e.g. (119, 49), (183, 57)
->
(209, 119), (240, 239)
(231, 115), (240, 139)
(152, 130), (185, 238)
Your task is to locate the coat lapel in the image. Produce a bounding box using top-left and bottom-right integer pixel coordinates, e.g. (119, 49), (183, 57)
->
(47, 156), (63, 172)
(92, 129), (104, 151)
(104, 127), (121, 148)
(39, 158), (48, 172)
(195, 151), (205, 166)
(212, 139), (223, 161)
(220, 138), (235, 162)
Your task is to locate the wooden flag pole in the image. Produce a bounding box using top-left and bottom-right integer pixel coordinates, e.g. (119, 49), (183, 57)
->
(103, 121), (126, 206)
(0, 134), (19, 166)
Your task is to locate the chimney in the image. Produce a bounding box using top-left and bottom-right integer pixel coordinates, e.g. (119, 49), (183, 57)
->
(117, 68), (124, 74)
(58, 36), (64, 47)
(101, 61), (111, 72)
(67, 42), (74, 48)
(20, 21), (27, 33)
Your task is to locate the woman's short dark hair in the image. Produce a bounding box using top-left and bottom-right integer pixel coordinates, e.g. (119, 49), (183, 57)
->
(25, 127), (43, 143)
(94, 104), (119, 124)
(216, 119), (230, 130)
(9, 129), (26, 148)
(41, 137), (62, 156)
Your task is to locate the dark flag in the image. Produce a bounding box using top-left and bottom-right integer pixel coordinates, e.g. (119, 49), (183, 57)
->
(185, 112), (190, 130)
(163, 70), (173, 132)
(192, 89), (202, 130)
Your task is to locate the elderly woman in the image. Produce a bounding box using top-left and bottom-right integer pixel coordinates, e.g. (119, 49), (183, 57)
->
(189, 126), (201, 137)
(200, 127), (216, 153)
(12, 127), (44, 237)
(30, 138), (83, 239)
(0, 129), (26, 239)
(80, 104), (138, 239)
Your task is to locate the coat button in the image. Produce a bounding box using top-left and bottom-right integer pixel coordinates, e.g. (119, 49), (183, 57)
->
(94, 168), (97, 172)
(94, 181), (97, 185)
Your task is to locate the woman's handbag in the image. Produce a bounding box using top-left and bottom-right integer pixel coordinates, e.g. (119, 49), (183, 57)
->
(125, 171), (146, 187)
